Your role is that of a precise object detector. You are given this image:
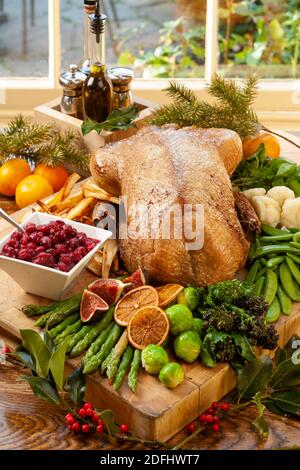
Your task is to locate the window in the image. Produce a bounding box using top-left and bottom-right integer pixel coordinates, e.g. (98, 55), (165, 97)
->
(0, 0), (299, 127)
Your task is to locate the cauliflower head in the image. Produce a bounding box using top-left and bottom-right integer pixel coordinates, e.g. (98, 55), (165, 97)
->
(267, 186), (295, 208)
(243, 188), (266, 202)
(252, 196), (281, 228)
(281, 198), (300, 228)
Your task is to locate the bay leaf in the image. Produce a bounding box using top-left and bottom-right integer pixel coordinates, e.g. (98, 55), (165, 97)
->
(20, 329), (51, 378)
(237, 356), (273, 400)
(22, 376), (59, 405)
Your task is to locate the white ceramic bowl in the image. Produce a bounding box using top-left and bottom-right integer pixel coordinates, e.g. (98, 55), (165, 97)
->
(0, 212), (112, 300)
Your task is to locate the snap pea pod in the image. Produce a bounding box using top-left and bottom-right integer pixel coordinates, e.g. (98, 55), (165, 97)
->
(248, 242), (256, 261)
(253, 244), (300, 259)
(128, 349), (141, 393)
(267, 253), (279, 259)
(245, 260), (260, 285)
(48, 312), (79, 338)
(54, 319), (82, 345)
(290, 241), (300, 250)
(83, 324), (122, 374)
(67, 325), (92, 354)
(265, 296), (281, 323)
(259, 234), (294, 242)
(277, 283), (292, 316)
(265, 256), (285, 268)
(255, 267), (267, 282)
(293, 232), (300, 243)
(113, 345), (134, 391)
(261, 224), (290, 236)
(69, 307), (115, 358)
(106, 331), (129, 380)
(83, 322), (114, 365)
(288, 227), (300, 233)
(287, 253), (300, 264)
(279, 262), (299, 301)
(263, 269), (278, 305)
(254, 276), (265, 297)
(35, 311), (53, 328)
(286, 257), (300, 285)
(260, 258), (269, 267)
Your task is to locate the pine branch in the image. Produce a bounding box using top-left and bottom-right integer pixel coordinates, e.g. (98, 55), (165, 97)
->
(165, 81), (197, 106)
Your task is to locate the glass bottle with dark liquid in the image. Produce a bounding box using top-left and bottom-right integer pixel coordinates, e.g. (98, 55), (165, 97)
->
(83, 1), (113, 123)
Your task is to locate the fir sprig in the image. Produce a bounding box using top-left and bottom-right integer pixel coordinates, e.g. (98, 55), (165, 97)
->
(0, 115), (90, 170)
(150, 75), (260, 139)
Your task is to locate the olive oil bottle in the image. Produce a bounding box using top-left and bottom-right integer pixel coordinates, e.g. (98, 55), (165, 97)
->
(83, 0), (113, 123)
(78, 0), (96, 76)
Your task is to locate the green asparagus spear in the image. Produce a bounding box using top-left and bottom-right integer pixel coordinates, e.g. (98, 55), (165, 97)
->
(101, 350), (114, 375)
(128, 349), (141, 393)
(45, 295), (82, 329)
(48, 312), (79, 338)
(25, 293), (82, 318)
(83, 324), (122, 374)
(83, 322), (114, 365)
(67, 325), (92, 354)
(69, 307), (114, 358)
(35, 311), (54, 328)
(54, 319), (83, 345)
(113, 345), (134, 391)
(106, 330), (128, 380)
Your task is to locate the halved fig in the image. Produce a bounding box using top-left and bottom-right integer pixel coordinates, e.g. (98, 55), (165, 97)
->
(80, 289), (109, 323)
(123, 268), (146, 294)
(88, 278), (130, 306)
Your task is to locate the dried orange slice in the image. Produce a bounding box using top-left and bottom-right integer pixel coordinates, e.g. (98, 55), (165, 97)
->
(114, 285), (159, 326)
(128, 306), (169, 350)
(156, 283), (184, 308)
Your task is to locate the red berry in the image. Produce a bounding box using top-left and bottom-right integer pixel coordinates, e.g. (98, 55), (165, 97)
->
(96, 423), (105, 434)
(66, 416), (75, 426)
(186, 423), (195, 434)
(207, 407), (215, 415)
(84, 403), (93, 410)
(220, 403), (230, 412)
(212, 416), (219, 423)
(68, 425), (73, 431)
(81, 424), (90, 433)
(78, 408), (87, 417)
(65, 413), (74, 421)
(119, 424), (129, 434)
(71, 422), (81, 433)
(206, 414), (214, 424)
(199, 414), (207, 424)
(212, 401), (219, 409)
(85, 408), (94, 418)
(91, 413), (100, 423)
(1, 345), (11, 354)
(212, 423), (220, 432)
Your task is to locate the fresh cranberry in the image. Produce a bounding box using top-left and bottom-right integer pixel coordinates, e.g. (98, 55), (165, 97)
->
(36, 246), (45, 255)
(33, 253), (55, 268)
(25, 223), (37, 234)
(73, 246), (87, 262)
(11, 231), (23, 241)
(77, 233), (87, 244)
(85, 240), (97, 252)
(41, 236), (52, 249)
(55, 244), (68, 256)
(65, 226), (76, 238)
(57, 262), (69, 272)
(20, 234), (30, 246)
(7, 239), (18, 248)
(40, 224), (51, 235)
(3, 247), (16, 258)
(18, 248), (32, 261)
(68, 237), (80, 250)
(60, 254), (75, 267)
(27, 242), (37, 250)
(71, 422), (81, 433)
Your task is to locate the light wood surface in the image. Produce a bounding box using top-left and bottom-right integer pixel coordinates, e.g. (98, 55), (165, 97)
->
(1, 130), (300, 443)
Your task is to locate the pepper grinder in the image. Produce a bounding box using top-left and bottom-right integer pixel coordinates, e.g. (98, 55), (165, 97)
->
(59, 64), (86, 119)
(108, 67), (134, 111)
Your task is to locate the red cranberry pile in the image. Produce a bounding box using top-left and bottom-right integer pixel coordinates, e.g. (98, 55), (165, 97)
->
(1, 220), (98, 272)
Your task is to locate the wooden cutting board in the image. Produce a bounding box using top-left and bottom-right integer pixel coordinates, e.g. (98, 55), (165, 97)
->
(1, 130), (300, 442)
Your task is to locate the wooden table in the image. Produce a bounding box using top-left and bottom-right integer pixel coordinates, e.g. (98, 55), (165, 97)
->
(1, 130), (300, 450)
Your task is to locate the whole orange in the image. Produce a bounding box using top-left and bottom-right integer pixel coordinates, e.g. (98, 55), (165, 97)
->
(15, 175), (54, 209)
(0, 158), (31, 197)
(34, 164), (69, 192)
(243, 131), (281, 159)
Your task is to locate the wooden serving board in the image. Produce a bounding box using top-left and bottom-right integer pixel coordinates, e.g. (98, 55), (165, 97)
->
(1, 131), (300, 442)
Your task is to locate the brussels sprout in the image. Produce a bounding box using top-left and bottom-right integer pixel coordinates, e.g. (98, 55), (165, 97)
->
(141, 344), (169, 375)
(159, 362), (184, 388)
(192, 317), (203, 335)
(177, 287), (199, 311)
(174, 330), (201, 363)
(165, 304), (194, 336)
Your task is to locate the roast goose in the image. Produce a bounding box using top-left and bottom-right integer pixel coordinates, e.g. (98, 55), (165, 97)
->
(90, 125), (249, 286)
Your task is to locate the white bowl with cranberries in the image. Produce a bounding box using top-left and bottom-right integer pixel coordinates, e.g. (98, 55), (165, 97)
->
(0, 213), (112, 300)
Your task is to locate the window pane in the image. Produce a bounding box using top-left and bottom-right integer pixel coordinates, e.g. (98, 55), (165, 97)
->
(0, 0), (49, 77)
(60, 0), (205, 78)
(218, 0), (300, 79)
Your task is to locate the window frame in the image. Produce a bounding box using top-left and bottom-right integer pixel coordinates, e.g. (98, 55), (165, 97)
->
(0, 0), (299, 127)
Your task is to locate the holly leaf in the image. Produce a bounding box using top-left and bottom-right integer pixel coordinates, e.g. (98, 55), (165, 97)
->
(237, 356), (273, 400)
(99, 409), (119, 438)
(49, 340), (68, 390)
(251, 392), (269, 440)
(11, 350), (36, 372)
(20, 329), (51, 378)
(65, 367), (86, 405)
(22, 376), (59, 405)
(270, 389), (300, 417)
(265, 398), (290, 417)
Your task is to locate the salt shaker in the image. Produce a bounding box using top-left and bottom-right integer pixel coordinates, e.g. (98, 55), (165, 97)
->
(108, 67), (134, 111)
(59, 64), (86, 119)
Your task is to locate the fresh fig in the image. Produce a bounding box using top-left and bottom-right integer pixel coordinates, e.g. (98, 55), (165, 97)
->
(123, 268), (146, 293)
(80, 289), (109, 323)
(88, 278), (130, 305)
